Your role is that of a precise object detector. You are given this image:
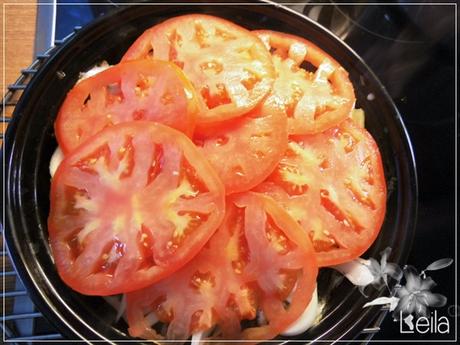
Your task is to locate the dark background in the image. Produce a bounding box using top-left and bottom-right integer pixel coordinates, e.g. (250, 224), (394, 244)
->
(54, 0), (457, 341)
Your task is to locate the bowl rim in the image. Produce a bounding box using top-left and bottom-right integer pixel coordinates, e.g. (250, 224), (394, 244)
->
(3, 0), (418, 342)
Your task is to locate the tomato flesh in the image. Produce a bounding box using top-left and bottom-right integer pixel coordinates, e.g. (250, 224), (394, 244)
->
(122, 14), (275, 125)
(257, 119), (386, 266)
(48, 12), (389, 341)
(193, 101), (287, 194)
(56, 60), (199, 153)
(255, 30), (355, 135)
(126, 192), (317, 341)
(49, 122), (225, 295)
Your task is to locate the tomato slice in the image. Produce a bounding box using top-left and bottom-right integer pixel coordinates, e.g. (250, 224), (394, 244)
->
(193, 101), (287, 195)
(126, 192), (317, 342)
(256, 119), (386, 266)
(254, 30), (356, 135)
(48, 122), (225, 295)
(122, 14), (275, 125)
(56, 59), (199, 153)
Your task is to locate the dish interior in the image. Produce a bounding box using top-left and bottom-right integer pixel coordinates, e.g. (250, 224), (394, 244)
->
(5, 3), (417, 342)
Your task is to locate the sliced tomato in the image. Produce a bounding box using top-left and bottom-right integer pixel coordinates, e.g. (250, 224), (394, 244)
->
(193, 101), (287, 194)
(126, 192), (317, 342)
(122, 14), (275, 125)
(56, 59), (199, 153)
(254, 30), (355, 135)
(256, 119), (386, 266)
(48, 122), (225, 295)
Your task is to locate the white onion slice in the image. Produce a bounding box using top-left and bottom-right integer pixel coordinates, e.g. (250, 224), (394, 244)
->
(191, 327), (214, 345)
(145, 311), (159, 327)
(49, 146), (64, 178)
(115, 294), (127, 322)
(331, 258), (374, 286)
(103, 294), (127, 322)
(191, 331), (205, 345)
(281, 286), (320, 336)
(77, 61), (111, 83)
(103, 295), (121, 310)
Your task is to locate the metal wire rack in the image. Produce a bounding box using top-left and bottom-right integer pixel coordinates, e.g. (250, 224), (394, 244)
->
(1, 27), (83, 344)
(1, 6), (388, 343)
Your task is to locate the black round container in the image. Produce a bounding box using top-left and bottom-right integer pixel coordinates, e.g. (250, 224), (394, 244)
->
(3, 1), (418, 343)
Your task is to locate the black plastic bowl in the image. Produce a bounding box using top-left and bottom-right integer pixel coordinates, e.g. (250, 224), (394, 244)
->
(3, 1), (418, 343)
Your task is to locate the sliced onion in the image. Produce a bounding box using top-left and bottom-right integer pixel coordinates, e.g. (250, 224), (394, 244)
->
(116, 294), (126, 322)
(49, 146), (64, 178)
(77, 61), (111, 83)
(281, 286), (319, 336)
(331, 258), (374, 286)
(103, 295), (121, 310)
(103, 294), (127, 323)
(145, 311), (159, 327)
(191, 331), (205, 345)
(257, 310), (268, 326)
(191, 327), (214, 345)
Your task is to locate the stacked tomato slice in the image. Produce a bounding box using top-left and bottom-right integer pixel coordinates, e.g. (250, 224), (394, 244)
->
(49, 14), (386, 342)
(122, 14), (275, 125)
(127, 193), (317, 341)
(56, 60), (200, 153)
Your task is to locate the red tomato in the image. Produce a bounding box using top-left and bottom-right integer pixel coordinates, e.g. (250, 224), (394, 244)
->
(193, 101), (287, 194)
(256, 119), (386, 266)
(56, 60), (199, 153)
(254, 30), (356, 135)
(126, 192), (317, 341)
(48, 122), (225, 295)
(122, 14), (275, 126)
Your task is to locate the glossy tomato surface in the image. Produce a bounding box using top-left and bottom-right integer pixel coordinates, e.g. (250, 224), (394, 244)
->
(126, 192), (317, 342)
(122, 14), (275, 126)
(194, 101), (287, 194)
(49, 122), (225, 295)
(258, 119), (387, 266)
(255, 30), (355, 135)
(56, 59), (199, 153)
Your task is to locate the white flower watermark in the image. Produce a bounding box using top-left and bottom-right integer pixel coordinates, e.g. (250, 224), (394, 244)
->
(367, 247), (403, 290)
(392, 265), (448, 319)
(362, 248), (452, 322)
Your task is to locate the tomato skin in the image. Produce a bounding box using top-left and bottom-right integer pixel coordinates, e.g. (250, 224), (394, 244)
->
(194, 100), (288, 195)
(254, 30), (356, 135)
(126, 192), (317, 342)
(49, 122), (225, 295)
(56, 59), (199, 154)
(122, 14), (275, 126)
(257, 119), (386, 266)
(234, 193), (317, 340)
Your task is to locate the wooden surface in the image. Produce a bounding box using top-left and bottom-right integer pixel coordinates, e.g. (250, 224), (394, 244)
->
(1, 0), (37, 88)
(1, 0), (37, 316)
